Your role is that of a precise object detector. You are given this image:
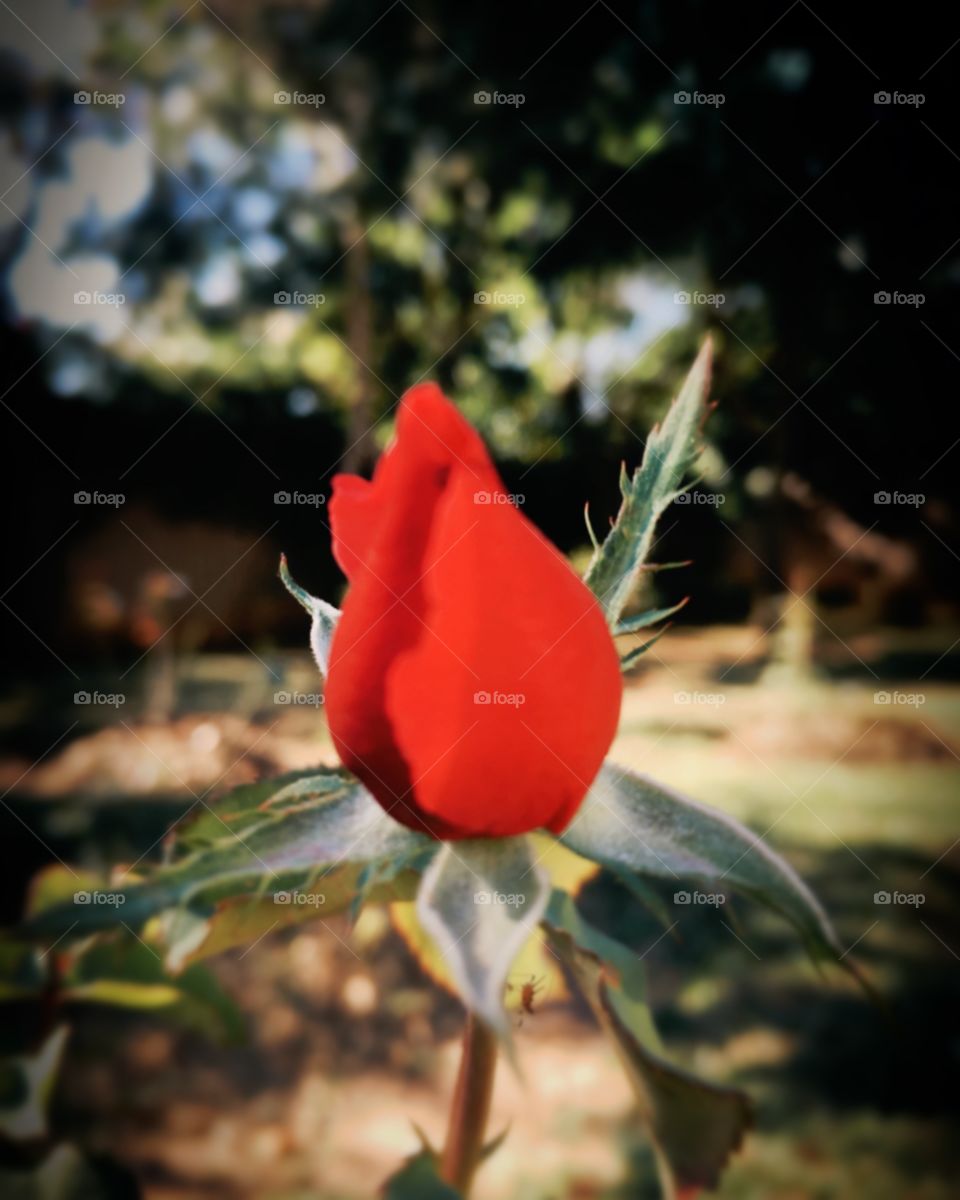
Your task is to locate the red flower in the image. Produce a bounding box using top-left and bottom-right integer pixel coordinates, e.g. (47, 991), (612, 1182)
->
(324, 383), (622, 840)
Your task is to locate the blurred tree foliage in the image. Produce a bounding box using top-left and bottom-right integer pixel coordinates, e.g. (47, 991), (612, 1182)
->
(1, 0), (957, 624)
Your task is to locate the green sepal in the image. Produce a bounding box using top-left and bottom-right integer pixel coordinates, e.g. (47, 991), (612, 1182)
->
(279, 553), (341, 675)
(557, 763), (844, 966)
(615, 597), (689, 635)
(544, 891), (751, 1199)
(584, 341), (712, 626)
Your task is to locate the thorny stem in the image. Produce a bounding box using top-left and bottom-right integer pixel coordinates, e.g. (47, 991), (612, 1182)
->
(440, 1012), (498, 1196)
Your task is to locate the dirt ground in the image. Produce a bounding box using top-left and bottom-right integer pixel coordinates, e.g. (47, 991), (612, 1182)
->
(4, 626), (960, 1199)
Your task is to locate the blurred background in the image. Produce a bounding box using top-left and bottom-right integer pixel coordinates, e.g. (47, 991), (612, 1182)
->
(1, 1), (959, 1196)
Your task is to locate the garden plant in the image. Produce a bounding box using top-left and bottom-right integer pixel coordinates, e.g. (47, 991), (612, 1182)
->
(14, 341), (855, 1199)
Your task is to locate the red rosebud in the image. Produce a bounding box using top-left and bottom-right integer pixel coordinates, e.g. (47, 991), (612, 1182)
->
(324, 383), (622, 840)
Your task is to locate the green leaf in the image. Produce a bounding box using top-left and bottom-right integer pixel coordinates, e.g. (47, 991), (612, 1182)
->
(64, 980), (182, 1008)
(0, 941), (46, 1002)
(172, 768), (328, 851)
(382, 1150), (462, 1199)
(544, 893), (751, 1199)
(0, 1026), (69, 1142)
(0, 925), (243, 1041)
(608, 869), (677, 933)
(160, 863), (422, 971)
(584, 340), (712, 627)
(20, 768), (435, 944)
(644, 560), (693, 574)
(279, 553), (340, 675)
(558, 763), (842, 963)
(168, 963), (248, 1042)
(415, 837), (549, 1039)
(24, 864), (109, 919)
(63, 934), (244, 1040)
(544, 889), (659, 1041)
(598, 987), (751, 1198)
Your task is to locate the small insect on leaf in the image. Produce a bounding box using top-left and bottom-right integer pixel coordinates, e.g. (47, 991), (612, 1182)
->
(505, 974), (547, 1026)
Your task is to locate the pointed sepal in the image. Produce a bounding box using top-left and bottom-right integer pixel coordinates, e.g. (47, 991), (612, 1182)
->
(415, 836), (549, 1040)
(557, 763), (844, 965)
(279, 553), (341, 675)
(584, 340), (712, 626)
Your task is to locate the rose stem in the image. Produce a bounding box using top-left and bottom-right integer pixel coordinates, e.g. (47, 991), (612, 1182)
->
(440, 1011), (499, 1195)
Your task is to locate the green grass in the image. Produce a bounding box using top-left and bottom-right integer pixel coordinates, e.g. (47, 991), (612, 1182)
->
(591, 677), (960, 1198)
